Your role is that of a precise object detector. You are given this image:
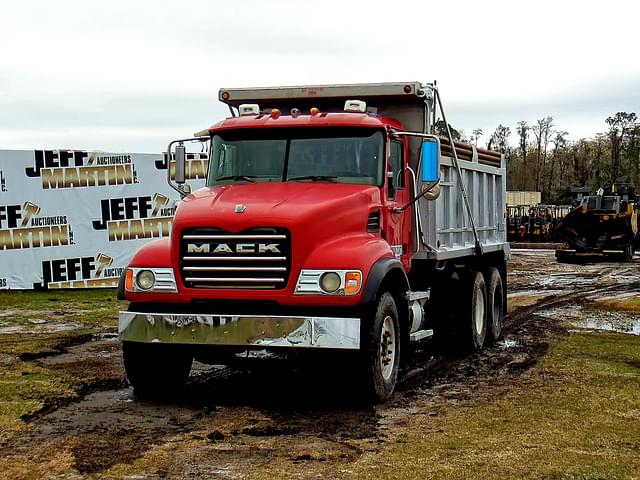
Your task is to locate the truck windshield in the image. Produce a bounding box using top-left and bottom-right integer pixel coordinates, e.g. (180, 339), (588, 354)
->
(207, 128), (384, 186)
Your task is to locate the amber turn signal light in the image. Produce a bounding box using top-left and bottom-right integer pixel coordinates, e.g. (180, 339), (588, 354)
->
(344, 271), (362, 295)
(124, 269), (134, 291)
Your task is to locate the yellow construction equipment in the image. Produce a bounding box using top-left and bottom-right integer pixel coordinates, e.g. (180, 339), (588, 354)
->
(555, 184), (640, 262)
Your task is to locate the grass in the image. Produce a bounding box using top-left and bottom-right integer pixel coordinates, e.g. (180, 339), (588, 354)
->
(349, 331), (640, 480)
(0, 330), (94, 357)
(593, 294), (640, 314)
(0, 289), (122, 328)
(507, 293), (548, 312)
(0, 360), (75, 441)
(0, 289), (124, 442)
(0, 288), (119, 309)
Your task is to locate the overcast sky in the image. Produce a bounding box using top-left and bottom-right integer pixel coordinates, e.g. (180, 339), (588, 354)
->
(1, 0), (638, 153)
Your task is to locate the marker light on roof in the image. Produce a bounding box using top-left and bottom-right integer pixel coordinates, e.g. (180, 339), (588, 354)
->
(403, 84), (412, 93)
(344, 100), (367, 113)
(238, 104), (260, 116)
(270, 109), (281, 119)
(221, 91), (230, 100)
(291, 108), (301, 118)
(310, 107), (319, 116)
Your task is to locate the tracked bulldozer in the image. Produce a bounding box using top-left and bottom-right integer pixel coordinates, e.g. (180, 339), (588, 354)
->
(555, 184), (640, 262)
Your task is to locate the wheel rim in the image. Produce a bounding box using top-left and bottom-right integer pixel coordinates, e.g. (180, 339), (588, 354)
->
(474, 289), (485, 335)
(380, 315), (396, 381)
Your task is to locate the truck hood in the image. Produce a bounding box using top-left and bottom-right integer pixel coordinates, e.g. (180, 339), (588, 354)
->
(174, 182), (381, 234)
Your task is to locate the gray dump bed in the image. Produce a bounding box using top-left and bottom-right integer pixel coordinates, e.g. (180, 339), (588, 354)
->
(219, 82), (509, 261)
(416, 150), (507, 260)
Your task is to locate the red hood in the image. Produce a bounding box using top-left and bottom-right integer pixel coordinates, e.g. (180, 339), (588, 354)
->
(171, 182), (382, 291)
(174, 182), (381, 234)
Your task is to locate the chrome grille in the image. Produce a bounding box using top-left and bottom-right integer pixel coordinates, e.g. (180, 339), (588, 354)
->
(180, 227), (291, 289)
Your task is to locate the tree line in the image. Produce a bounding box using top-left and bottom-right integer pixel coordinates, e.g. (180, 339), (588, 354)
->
(438, 112), (640, 204)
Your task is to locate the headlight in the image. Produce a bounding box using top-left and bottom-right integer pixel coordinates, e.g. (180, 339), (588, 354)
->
(295, 270), (363, 296)
(320, 272), (341, 293)
(136, 270), (155, 290)
(124, 267), (178, 293)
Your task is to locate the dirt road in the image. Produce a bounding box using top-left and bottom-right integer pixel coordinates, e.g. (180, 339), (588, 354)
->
(1, 251), (639, 479)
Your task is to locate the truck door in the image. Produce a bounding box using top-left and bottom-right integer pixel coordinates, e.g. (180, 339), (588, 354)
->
(383, 139), (411, 270)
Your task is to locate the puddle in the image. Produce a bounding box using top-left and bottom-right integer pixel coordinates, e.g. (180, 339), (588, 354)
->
(509, 289), (564, 297)
(497, 339), (519, 349)
(541, 304), (640, 335)
(569, 310), (640, 335)
(93, 331), (119, 341)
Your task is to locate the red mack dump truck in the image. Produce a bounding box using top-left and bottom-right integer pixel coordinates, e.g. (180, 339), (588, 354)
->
(118, 82), (509, 402)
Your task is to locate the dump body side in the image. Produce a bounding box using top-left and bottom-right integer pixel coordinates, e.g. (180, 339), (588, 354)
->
(416, 152), (507, 260)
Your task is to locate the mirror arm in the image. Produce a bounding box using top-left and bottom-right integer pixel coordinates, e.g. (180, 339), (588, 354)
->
(166, 136), (209, 198)
(390, 130), (441, 213)
(393, 182), (438, 213)
(391, 131), (439, 141)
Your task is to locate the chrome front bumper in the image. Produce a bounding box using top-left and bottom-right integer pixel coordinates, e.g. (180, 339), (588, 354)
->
(118, 311), (361, 350)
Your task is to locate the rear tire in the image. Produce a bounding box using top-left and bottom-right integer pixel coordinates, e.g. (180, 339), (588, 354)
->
(484, 268), (504, 343)
(123, 341), (193, 398)
(361, 292), (401, 403)
(459, 271), (487, 352)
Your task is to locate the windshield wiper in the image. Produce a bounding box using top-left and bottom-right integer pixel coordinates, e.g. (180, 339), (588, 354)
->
(288, 175), (338, 182)
(215, 175), (257, 183)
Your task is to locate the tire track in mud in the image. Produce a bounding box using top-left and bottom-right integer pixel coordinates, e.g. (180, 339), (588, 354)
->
(508, 271), (640, 327)
(396, 264), (639, 407)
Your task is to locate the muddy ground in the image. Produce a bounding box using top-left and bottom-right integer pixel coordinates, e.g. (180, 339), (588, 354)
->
(1, 250), (639, 479)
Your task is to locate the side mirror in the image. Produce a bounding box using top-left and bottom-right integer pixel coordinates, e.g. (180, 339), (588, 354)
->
(175, 144), (186, 184)
(420, 139), (440, 183)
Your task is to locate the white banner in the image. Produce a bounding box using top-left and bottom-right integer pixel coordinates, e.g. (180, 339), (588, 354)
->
(0, 149), (208, 289)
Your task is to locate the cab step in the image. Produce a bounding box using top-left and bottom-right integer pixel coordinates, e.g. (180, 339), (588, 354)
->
(409, 329), (434, 342)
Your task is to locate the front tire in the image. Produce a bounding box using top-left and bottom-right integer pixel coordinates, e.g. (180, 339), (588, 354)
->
(123, 341), (193, 398)
(361, 292), (401, 403)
